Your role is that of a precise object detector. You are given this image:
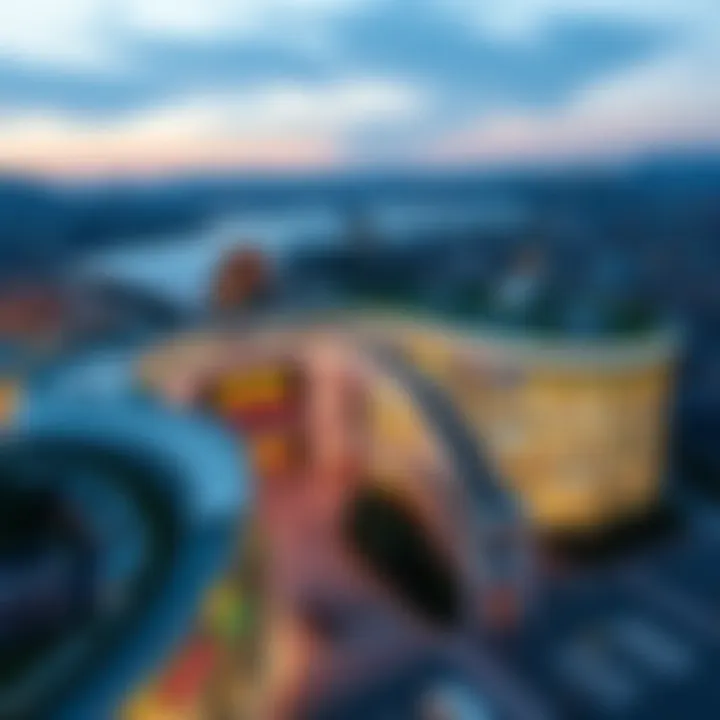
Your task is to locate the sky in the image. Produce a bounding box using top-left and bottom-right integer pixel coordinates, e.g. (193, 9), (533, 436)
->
(0, 0), (718, 177)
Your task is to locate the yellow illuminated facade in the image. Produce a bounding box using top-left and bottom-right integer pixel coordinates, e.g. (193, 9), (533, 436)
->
(137, 315), (678, 536)
(370, 318), (678, 534)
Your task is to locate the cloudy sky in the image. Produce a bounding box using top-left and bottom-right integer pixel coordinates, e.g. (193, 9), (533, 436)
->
(0, 0), (718, 177)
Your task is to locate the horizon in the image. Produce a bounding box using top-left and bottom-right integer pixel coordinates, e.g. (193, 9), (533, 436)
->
(5, 144), (720, 190)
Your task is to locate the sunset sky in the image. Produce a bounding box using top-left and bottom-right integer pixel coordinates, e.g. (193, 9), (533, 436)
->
(0, 0), (718, 177)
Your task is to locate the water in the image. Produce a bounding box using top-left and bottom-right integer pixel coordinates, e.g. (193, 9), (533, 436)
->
(77, 197), (526, 311)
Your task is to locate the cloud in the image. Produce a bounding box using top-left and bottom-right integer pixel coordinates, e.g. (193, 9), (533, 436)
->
(0, 0), (674, 118)
(462, 0), (716, 40)
(0, 0), (363, 68)
(427, 1), (720, 166)
(334, 1), (673, 116)
(119, 0), (364, 42)
(429, 52), (720, 166)
(130, 78), (426, 138)
(0, 115), (341, 177)
(0, 61), (158, 118)
(0, 0), (113, 69)
(0, 0), (716, 174)
(0, 78), (423, 176)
